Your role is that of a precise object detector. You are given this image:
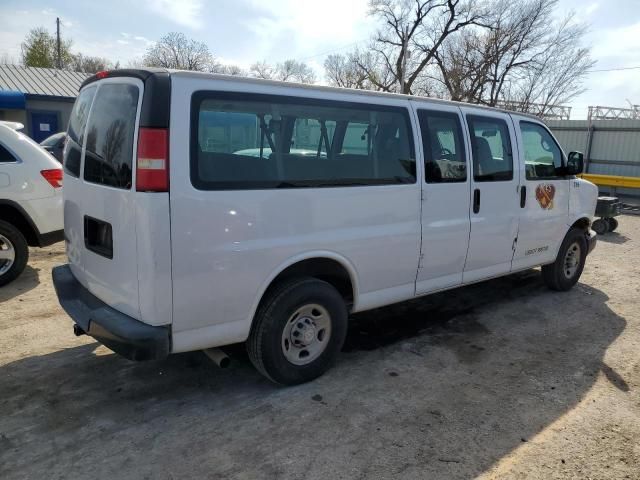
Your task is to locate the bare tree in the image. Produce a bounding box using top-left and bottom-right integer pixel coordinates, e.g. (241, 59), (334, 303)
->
(322, 0), (592, 115)
(276, 59), (316, 83)
(212, 64), (246, 76)
(249, 60), (276, 79)
(324, 53), (371, 89)
(249, 59), (316, 83)
(355, 0), (487, 94)
(431, 31), (491, 102)
(70, 53), (115, 73)
(480, 0), (556, 106)
(143, 32), (214, 71)
(432, 0), (594, 112)
(506, 14), (595, 113)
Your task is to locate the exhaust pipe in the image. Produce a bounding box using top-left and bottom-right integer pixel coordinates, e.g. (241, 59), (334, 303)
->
(203, 348), (230, 368)
(73, 324), (86, 337)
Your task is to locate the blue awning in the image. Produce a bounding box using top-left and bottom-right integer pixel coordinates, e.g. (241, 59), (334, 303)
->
(0, 90), (26, 110)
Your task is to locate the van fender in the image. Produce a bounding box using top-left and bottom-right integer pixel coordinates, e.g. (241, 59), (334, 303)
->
(244, 250), (360, 331)
(551, 214), (594, 260)
(536, 215), (592, 267)
(566, 213), (593, 232)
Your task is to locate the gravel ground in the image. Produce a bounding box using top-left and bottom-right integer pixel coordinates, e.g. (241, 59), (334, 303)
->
(1, 216), (639, 479)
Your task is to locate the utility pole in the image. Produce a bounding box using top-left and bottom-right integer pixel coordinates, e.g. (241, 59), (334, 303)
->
(56, 17), (61, 69)
(400, 24), (409, 94)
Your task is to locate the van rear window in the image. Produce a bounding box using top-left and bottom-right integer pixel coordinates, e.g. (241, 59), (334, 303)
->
(191, 92), (415, 190)
(64, 86), (96, 177)
(83, 84), (139, 189)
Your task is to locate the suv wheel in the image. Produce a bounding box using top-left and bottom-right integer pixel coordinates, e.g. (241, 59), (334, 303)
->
(0, 220), (29, 287)
(247, 277), (348, 385)
(541, 228), (587, 291)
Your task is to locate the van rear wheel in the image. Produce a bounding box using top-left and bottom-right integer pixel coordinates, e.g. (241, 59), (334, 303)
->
(247, 277), (348, 385)
(541, 228), (587, 291)
(0, 220), (29, 287)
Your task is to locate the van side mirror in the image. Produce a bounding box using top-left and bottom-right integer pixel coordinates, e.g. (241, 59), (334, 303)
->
(565, 151), (584, 176)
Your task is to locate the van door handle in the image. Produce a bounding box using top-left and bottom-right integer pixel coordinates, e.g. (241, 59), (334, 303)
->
(473, 188), (481, 214)
(520, 185), (527, 208)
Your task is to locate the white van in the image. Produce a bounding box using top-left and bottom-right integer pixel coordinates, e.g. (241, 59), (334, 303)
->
(53, 69), (597, 385)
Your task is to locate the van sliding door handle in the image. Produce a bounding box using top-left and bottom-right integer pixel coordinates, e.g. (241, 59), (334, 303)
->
(473, 188), (481, 214)
(520, 185), (527, 208)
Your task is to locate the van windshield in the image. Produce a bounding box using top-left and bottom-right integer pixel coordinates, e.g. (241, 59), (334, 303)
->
(83, 83), (139, 189)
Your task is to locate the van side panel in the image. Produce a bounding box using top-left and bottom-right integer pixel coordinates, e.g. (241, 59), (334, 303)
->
(135, 193), (172, 326)
(569, 178), (598, 227)
(168, 76), (422, 351)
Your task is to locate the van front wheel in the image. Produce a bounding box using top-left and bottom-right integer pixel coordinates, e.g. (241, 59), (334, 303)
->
(247, 277), (348, 385)
(541, 228), (587, 291)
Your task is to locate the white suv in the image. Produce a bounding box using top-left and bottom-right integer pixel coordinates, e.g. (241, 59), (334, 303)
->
(0, 122), (63, 286)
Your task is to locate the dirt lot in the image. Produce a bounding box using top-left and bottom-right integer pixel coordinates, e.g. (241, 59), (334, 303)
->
(1, 217), (639, 480)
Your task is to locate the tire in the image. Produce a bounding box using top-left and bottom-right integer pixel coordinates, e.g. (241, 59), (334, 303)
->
(0, 220), (29, 287)
(247, 277), (348, 385)
(541, 228), (587, 292)
(607, 217), (619, 232)
(592, 218), (608, 235)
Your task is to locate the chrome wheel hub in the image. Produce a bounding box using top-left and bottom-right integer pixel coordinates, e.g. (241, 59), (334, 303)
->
(281, 304), (331, 366)
(0, 234), (15, 276)
(563, 242), (581, 279)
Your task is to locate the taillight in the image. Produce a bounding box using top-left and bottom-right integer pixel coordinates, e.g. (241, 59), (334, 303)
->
(136, 128), (169, 192)
(41, 169), (63, 188)
(95, 70), (109, 79)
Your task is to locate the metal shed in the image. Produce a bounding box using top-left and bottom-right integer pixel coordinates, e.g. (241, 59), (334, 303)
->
(0, 65), (89, 142)
(547, 119), (640, 197)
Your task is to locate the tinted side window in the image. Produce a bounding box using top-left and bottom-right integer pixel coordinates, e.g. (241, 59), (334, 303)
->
(521, 121), (563, 180)
(467, 115), (513, 182)
(418, 110), (466, 183)
(64, 86), (96, 177)
(84, 84), (139, 189)
(192, 92), (415, 190)
(0, 144), (17, 162)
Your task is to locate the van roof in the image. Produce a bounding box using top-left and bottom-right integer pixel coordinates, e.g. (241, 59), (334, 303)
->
(81, 67), (542, 122)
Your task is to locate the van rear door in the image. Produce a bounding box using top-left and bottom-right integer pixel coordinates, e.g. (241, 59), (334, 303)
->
(63, 77), (143, 320)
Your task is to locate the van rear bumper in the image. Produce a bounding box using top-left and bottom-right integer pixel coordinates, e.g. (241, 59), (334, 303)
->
(52, 264), (170, 361)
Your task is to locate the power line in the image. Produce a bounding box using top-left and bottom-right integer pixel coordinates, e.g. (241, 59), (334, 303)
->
(297, 41), (640, 73)
(587, 65), (640, 73)
(297, 38), (369, 62)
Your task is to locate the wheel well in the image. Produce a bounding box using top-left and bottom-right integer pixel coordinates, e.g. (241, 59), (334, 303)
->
(571, 217), (591, 231)
(261, 258), (355, 311)
(0, 204), (38, 246)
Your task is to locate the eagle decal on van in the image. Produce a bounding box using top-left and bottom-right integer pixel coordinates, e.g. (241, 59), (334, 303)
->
(535, 184), (555, 210)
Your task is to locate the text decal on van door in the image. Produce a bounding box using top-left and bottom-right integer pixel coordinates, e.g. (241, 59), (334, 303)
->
(535, 184), (555, 210)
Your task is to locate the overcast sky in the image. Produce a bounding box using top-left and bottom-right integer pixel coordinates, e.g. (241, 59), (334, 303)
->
(1, 0), (639, 119)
